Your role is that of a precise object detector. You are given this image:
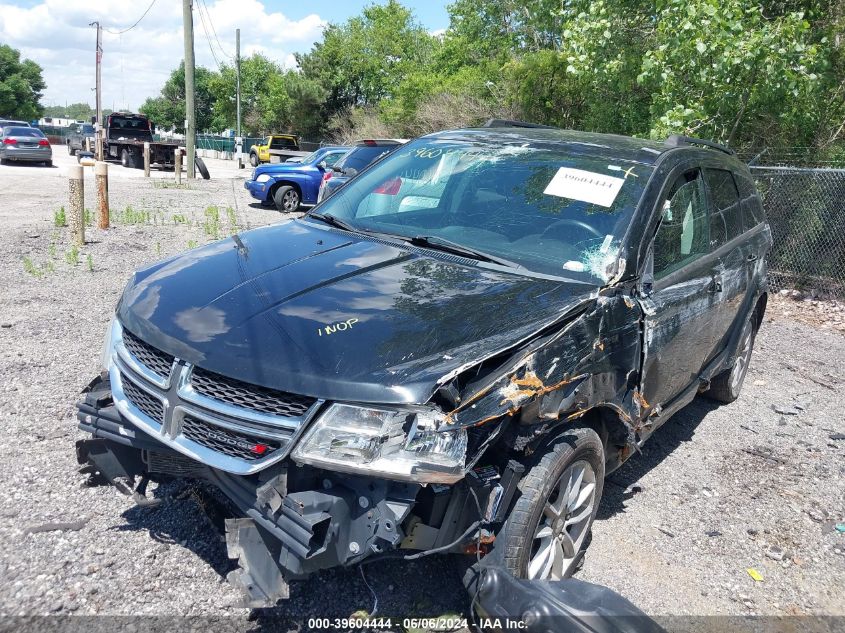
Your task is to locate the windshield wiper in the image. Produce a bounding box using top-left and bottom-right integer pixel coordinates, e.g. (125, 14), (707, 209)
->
(406, 235), (520, 268)
(306, 212), (362, 234)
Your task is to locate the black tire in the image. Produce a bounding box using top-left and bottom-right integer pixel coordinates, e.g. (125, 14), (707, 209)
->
(497, 427), (604, 580)
(249, 152), (259, 167)
(120, 148), (131, 168)
(67, 143), (75, 156)
(0, 158), (7, 165)
(706, 314), (756, 403)
(44, 160), (52, 167)
(195, 156), (210, 180)
(273, 185), (301, 213)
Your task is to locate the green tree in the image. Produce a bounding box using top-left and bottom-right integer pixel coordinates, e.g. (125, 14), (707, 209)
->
(297, 0), (437, 119)
(140, 63), (219, 133)
(210, 54), (294, 135)
(0, 44), (45, 121)
(637, 0), (833, 146)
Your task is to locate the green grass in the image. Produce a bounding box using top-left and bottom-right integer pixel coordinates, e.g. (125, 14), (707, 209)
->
(187, 239), (198, 249)
(153, 180), (191, 190)
(172, 213), (188, 224)
(84, 208), (93, 227)
(53, 207), (66, 227)
(203, 205), (221, 239)
(155, 241), (161, 255)
(225, 206), (239, 234)
(86, 254), (94, 272)
(23, 256), (43, 278)
(65, 245), (80, 266)
(115, 205), (152, 225)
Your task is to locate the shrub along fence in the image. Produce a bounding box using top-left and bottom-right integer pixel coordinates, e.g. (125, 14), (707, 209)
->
(751, 165), (845, 297)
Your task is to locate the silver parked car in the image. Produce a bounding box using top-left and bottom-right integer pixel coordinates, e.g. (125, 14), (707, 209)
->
(0, 126), (52, 166)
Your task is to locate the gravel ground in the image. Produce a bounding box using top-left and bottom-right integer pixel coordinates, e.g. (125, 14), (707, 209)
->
(0, 149), (843, 627)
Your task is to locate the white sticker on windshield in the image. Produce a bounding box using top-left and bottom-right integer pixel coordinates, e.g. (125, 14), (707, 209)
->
(600, 234), (614, 253)
(543, 167), (625, 208)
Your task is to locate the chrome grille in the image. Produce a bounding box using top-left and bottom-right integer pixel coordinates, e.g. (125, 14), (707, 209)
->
(181, 416), (282, 461)
(190, 366), (316, 417)
(122, 329), (174, 378)
(120, 373), (164, 424)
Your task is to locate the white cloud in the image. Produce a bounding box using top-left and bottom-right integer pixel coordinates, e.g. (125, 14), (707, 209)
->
(0, 0), (325, 111)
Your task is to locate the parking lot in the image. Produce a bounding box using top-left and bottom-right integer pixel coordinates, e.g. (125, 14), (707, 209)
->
(0, 144), (843, 624)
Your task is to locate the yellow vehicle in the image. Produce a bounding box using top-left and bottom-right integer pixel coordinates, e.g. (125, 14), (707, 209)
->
(249, 134), (308, 166)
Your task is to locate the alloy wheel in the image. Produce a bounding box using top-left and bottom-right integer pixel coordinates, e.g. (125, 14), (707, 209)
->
(527, 460), (597, 580)
(731, 323), (754, 392)
(282, 189), (299, 211)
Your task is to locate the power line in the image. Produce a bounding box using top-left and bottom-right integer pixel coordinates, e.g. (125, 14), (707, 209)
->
(195, 0), (225, 70)
(103, 0), (159, 35)
(197, 0), (235, 62)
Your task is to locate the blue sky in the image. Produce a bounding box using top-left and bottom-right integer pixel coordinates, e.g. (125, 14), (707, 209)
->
(281, 0), (450, 31)
(0, 0), (452, 111)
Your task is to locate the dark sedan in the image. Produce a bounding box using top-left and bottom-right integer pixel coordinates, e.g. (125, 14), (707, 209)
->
(0, 126), (52, 166)
(316, 139), (403, 202)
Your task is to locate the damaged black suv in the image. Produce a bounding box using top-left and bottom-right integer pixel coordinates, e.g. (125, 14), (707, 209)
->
(76, 121), (771, 605)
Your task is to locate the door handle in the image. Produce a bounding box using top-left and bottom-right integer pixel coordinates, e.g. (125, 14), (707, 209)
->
(746, 254), (758, 262)
(709, 275), (723, 293)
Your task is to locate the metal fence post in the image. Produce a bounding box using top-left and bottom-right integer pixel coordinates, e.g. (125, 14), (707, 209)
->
(144, 142), (151, 177)
(95, 161), (109, 229)
(174, 149), (182, 185)
(68, 165), (85, 246)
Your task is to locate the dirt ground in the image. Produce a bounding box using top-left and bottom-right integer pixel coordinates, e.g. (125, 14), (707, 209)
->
(0, 147), (842, 628)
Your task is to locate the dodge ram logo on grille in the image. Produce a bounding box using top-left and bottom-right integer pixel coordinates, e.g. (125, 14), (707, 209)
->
(203, 428), (269, 455)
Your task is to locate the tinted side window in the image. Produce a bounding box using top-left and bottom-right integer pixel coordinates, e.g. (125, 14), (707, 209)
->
(704, 168), (742, 247)
(734, 172), (766, 229)
(323, 151), (346, 167)
(653, 170), (710, 279)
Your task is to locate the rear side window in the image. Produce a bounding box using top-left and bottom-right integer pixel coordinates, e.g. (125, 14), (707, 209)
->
(653, 170), (710, 279)
(323, 151), (346, 167)
(4, 127), (43, 137)
(336, 146), (396, 173)
(704, 168), (743, 247)
(270, 137), (297, 149)
(734, 172), (766, 229)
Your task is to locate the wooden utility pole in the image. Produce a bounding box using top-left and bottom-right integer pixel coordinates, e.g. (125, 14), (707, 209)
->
(182, 0), (196, 179)
(90, 21), (104, 161)
(236, 28), (242, 169)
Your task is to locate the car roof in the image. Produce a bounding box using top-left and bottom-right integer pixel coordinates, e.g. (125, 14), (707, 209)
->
(352, 139), (405, 147)
(425, 126), (739, 168)
(424, 127), (665, 166)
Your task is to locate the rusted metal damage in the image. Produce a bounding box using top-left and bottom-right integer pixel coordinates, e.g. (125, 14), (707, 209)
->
(438, 290), (653, 464)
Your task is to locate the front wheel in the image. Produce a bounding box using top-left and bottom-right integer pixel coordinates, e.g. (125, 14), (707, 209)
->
(497, 427), (604, 580)
(273, 185), (301, 213)
(706, 315), (756, 403)
(67, 143), (75, 156)
(249, 153), (259, 167)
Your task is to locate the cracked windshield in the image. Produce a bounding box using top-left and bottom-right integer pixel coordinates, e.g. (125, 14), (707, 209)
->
(316, 137), (652, 281)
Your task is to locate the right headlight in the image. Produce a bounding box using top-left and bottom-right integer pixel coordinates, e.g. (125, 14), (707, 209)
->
(291, 403), (467, 484)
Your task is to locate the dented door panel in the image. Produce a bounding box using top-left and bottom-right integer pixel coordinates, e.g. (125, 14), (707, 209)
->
(638, 257), (725, 411)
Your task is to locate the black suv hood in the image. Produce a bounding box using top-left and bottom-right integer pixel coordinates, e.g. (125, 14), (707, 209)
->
(117, 220), (592, 404)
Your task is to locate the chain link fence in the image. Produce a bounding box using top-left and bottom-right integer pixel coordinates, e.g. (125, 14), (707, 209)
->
(751, 165), (845, 297)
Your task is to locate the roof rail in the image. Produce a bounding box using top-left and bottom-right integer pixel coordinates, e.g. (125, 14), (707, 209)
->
(483, 118), (557, 130)
(664, 134), (735, 155)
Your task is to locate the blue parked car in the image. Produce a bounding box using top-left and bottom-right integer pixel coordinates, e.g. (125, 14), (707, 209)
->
(244, 146), (350, 212)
